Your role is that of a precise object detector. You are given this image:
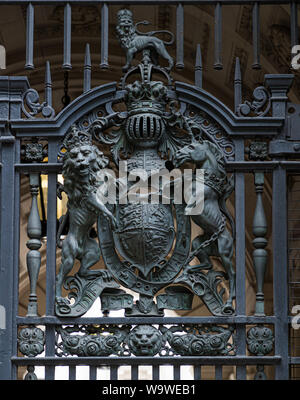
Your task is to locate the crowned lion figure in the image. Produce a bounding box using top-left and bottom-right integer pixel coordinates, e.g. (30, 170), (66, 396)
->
(55, 126), (117, 306)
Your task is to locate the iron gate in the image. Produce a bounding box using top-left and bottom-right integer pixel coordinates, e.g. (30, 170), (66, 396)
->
(0, 0), (300, 381)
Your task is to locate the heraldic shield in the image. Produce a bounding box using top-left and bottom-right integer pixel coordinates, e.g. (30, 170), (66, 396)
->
(114, 203), (176, 278)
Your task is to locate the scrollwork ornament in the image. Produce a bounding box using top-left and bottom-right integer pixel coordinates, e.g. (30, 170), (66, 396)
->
(55, 324), (235, 357)
(164, 325), (235, 356)
(22, 88), (55, 119)
(18, 326), (45, 357)
(246, 326), (274, 356)
(237, 86), (271, 117)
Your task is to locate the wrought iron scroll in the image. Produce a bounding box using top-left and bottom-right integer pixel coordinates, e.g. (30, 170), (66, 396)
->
(237, 86), (270, 117)
(55, 325), (235, 357)
(22, 62), (55, 119)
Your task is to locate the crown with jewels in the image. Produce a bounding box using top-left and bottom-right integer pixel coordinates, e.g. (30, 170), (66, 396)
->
(63, 125), (92, 152)
(125, 79), (168, 115)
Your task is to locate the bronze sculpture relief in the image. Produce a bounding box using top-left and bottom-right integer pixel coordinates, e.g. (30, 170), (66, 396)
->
(54, 9), (236, 319)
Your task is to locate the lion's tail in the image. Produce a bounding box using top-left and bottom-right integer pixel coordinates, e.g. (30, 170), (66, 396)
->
(135, 22), (175, 45)
(56, 211), (69, 249)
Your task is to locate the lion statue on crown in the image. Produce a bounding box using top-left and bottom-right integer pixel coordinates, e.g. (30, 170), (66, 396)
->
(115, 8), (174, 71)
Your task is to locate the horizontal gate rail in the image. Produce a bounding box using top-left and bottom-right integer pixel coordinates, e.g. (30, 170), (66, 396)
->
(0, 0), (297, 4)
(16, 316), (277, 325)
(11, 356), (282, 366)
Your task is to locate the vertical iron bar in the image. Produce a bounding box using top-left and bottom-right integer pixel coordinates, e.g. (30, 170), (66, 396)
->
(12, 139), (21, 380)
(89, 366), (97, 380)
(215, 365), (222, 380)
(63, 3), (72, 70)
(252, 2), (261, 69)
(84, 43), (92, 93)
(131, 365), (138, 380)
(45, 61), (52, 108)
(194, 44), (202, 88)
(234, 138), (247, 380)
(214, 2), (223, 70)
(45, 140), (58, 380)
(291, 1), (298, 49)
(194, 365), (201, 380)
(25, 3), (34, 70)
(0, 128), (15, 379)
(176, 3), (184, 69)
(110, 365), (118, 380)
(273, 166), (289, 379)
(100, 3), (109, 69)
(69, 366), (76, 380)
(234, 57), (242, 113)
(152, 365), (159, 379)
(173, 365), (180, 380)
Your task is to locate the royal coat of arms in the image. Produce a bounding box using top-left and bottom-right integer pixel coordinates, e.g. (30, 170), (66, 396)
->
(54, 9), (235, 318)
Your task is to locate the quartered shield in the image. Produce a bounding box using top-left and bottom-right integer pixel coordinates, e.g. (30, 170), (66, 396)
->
(113, 202), (175, 277)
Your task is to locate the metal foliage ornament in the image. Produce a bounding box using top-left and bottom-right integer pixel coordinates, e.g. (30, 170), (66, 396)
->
(246, 326), (274, 356)
(54, 9), (236, 319)
(237, 86), (271, 117)
(18, 326), (45, 357)
(55, 324), (235, 357)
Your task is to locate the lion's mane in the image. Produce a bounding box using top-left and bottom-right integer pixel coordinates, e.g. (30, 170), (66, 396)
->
(62, 145), (108, 207)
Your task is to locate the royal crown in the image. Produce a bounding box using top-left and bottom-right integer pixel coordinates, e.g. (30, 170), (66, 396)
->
(117, 9), (133, 25)
(125, 80), (168, 115)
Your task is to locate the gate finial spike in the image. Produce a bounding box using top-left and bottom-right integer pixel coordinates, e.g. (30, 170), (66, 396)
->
(83, 43), (91, 93)
(194, 44), (203, 88)
(45, 60), (52, 107)
(234, 57), (242, 114)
